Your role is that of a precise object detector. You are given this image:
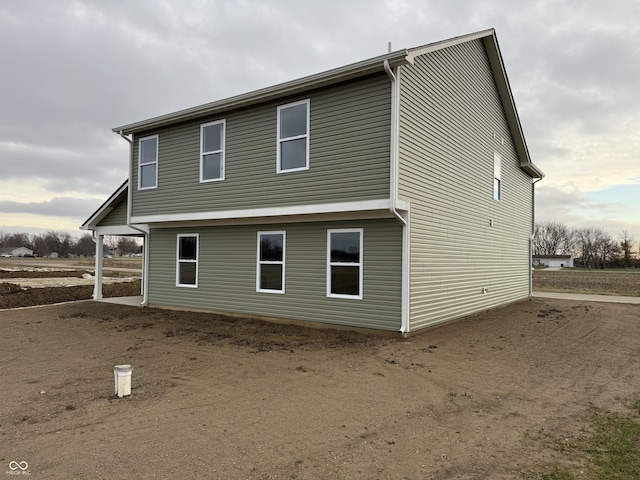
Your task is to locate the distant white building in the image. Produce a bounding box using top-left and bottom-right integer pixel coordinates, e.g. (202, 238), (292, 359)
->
(532, 255), (574, 268)
(0, 246), (34, 257)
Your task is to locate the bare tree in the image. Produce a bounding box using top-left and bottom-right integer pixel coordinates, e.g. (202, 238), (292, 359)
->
(620, 231), (635, 268)
(76, 234), (96, 257)
(0, 232), (33, 250)
(575, 227), (598, 268)
(117, 237), (139, 255)
(103, 235), (119, 256)
(32, 234), (49, 257)
(595, 231), (619, 269)
(42, 230), (73, 257)
(533, 221), (574, 256)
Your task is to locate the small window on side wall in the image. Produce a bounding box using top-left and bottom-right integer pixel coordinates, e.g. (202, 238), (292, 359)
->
(327, 229), (363, 299)
(277, 99), (309, 173)
(257, 231), (285, 293)
(201, 120), (225, 182)
(138, 135), (158, 190)
(493, 152), (502, 201)
(176, 234), (198, 288)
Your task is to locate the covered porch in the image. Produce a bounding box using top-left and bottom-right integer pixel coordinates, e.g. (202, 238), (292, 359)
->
(80, 181), (149, 305)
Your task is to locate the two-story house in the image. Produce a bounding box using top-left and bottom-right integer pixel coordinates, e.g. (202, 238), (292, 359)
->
(82, 29), (543, 334)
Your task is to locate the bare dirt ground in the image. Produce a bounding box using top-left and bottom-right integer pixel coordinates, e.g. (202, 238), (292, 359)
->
(0, 258), (141, 309)
(0, 281), (141, 309)
(1, 264), (639, 478)
(533, 269), (640, 297)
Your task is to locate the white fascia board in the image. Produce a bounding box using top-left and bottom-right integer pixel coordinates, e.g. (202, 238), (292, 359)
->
(131, 199), (392, 225)
(406, 28), (495, 62)
(95, 225), (148, 236)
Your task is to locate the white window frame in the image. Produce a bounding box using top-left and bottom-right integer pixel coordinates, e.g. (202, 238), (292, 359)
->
(327, 228), (363, 300)
(176, 234), (199, 288)
(493, 151), (502, 201)
(138, 135), (159, 190)
(256, 231), (286, 294)
(276, 99), (310, 173)
(200, 119), (225, 183)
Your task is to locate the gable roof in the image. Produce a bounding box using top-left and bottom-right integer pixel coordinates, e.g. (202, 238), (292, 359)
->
(80, 179), (128, 230)
(112, 28), (542, 178)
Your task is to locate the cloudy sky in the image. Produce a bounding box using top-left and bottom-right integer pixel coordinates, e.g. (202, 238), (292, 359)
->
(1, 0), (638, 241)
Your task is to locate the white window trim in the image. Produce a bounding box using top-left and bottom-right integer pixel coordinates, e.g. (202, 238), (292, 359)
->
(327, 228), (363, 300)
(138, 134), (159, 190)
(176, 233), (199, 288)
(256, 230), (286, 294)
(493, 151), (502, 201)
(276, 99), (310, 173)
(200, 119), (225, 183)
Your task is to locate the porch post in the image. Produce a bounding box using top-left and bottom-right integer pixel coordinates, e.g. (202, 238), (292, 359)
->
(141, 232), (149, 305)
(94, 234), (104, 300)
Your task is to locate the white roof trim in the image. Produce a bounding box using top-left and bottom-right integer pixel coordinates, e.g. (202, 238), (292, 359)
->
(406, 28), (496, 61)
(131, 199), (393, 225)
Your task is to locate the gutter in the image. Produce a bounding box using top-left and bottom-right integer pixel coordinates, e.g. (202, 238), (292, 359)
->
(384, 59), (411, 335)
(118, 131), (150, 307)
(530, 177), (543, 297)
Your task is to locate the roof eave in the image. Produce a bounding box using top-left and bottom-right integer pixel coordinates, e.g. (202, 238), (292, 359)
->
(521, 161), (545, 179)
(478, 32), (544, 179)
(113, 50), (411, 135)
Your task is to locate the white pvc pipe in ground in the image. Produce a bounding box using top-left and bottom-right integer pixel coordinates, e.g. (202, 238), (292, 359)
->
(114, 364), (132, 397)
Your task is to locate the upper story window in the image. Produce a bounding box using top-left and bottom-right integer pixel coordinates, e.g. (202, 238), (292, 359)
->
(277, 99), (309, 173)
(138, 135), (158, 190)
(201, 120), (225, 182)
(493, 152), (502, 201)
(256, 231), (285, 294)
(327, 228), (363, 300)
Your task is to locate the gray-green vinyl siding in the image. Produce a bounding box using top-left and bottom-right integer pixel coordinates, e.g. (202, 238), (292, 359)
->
(96, 196), (127, 227)
(147, 219), (402, 331)
(398, 39), (533, 330)
(131, 74), (391, 218)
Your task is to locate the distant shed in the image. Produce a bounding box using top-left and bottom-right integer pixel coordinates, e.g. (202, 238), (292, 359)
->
(532, 255), (574, 268)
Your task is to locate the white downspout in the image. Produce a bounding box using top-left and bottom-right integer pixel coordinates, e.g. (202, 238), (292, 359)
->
(530, 177), (543, 298)
(384, 60), (411, 334)
(119, 131), (150, 306)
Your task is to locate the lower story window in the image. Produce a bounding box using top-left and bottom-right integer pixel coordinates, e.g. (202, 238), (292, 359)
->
(257, 231), (285, 293)
(327, 228), (363, 299)
(176, 234), (198, 287)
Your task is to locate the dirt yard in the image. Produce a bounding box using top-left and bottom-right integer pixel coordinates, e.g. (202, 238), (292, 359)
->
(1, 297), (639, 479)
(1, 263), (639, 478)
(0, 259), (141, 309)
(533, 269), (640, 297)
